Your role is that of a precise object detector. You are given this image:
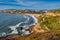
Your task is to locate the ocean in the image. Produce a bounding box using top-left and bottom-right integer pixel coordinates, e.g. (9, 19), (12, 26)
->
(0, 12), (37, 37)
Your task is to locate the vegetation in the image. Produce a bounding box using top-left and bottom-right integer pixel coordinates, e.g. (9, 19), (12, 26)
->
(0, 8), (60, 40)
(0, 9), (45, 14)
(38, 16), (60, 31)
(48, 8), (60, 13)
(24, 31), (60, 40)
(1, 8), (60, 14)
(1, 31), (60, 40)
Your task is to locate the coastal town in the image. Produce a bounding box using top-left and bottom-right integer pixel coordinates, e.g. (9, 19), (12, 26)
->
(0, 9), (46, 14)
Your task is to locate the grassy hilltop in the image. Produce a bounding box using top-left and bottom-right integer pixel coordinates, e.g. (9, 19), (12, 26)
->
(47, 8), (60, 13)
(0, 8), (60, 40)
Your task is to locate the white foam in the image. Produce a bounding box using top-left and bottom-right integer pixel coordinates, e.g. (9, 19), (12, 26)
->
(0, 32), (6, 37)
(25, 14), (37, 24)
(9, 26), (18, 34)
(8, 14), (37, 35)
(25, 14), (37, 26)
(22, 28), (30, 35)
(24, 15), (29, 23)
(31, 16), (37, 26)
(9, 22), (22, 34)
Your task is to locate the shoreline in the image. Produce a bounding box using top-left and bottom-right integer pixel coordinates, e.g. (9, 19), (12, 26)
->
(0, 13), (39, 37)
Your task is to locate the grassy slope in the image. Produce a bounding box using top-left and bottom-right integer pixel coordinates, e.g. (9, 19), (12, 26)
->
(1, 14), (60, 40)
(1, 9), (60, 40)
(38, 16), (60, 31)
(48, 8), (60, 13)
(25, 13), (60, 40)
(0, 32), (57, 40)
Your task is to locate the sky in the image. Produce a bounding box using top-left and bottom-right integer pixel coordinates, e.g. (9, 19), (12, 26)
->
(0, 0), (60, 10)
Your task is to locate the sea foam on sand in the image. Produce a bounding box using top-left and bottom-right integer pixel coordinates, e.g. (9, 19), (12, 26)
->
(8, 14), (37, 35)
(0, 13), (37, 37)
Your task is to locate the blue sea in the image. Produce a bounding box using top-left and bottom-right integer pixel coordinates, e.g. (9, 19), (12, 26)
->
(0, 12), (37, 37)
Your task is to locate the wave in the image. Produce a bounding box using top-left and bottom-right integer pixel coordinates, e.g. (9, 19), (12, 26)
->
(0, 13), (37, 37)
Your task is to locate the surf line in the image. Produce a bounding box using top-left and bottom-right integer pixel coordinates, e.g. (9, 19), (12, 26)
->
(8, 14), (37, 35)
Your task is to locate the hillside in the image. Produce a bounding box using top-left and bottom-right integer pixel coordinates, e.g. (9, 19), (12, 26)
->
(0, 9), (60, 40)
(47, 8), (60, 13)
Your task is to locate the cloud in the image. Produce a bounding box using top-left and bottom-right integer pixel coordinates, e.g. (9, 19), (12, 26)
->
(15, 0), (60, 9)
(0, 0), (17, 2)
(34, 2), (60, 9)
(0, 0), (60, 10)
(16, 0), (37, 6)
(19, 1), (60, 9)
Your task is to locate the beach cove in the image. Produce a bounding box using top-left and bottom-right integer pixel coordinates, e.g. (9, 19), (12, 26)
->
(0, 12), (37, 37)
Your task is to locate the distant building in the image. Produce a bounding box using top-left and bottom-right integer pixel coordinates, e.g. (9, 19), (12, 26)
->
(42, 10), (48, 13)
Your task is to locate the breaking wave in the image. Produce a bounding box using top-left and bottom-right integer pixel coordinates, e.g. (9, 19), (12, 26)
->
(0, 13), (37, 37)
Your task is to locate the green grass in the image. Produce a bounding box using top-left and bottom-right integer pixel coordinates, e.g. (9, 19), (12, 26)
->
(17, 31), (60, 40)
(48, 8), (60, 13)
(38, 16), (60, 31)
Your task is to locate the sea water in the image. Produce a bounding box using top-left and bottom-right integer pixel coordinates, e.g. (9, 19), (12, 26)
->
(0, 13), (37, 37)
